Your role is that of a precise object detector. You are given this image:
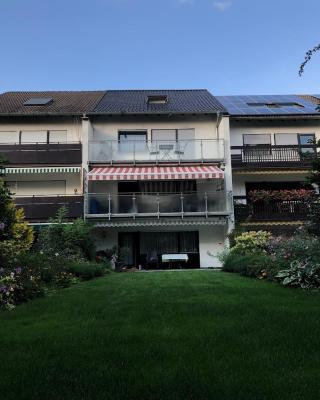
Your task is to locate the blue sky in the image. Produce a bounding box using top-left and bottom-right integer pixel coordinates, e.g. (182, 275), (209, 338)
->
(0, 0), (319, 95)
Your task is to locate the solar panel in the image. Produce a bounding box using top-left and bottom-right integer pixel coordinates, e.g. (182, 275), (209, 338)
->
(23, 97), (53, 106)
(216, 95), (319, 116)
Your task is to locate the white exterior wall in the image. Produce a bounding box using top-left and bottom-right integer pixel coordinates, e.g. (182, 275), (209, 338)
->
(91, 116), (219, 141)
(0, 118), (82, 143)
(230, 119), (320, 197)
(230, 120), (320, 147)
(93, 225), (227, 269)
(4, 173), (81, 196)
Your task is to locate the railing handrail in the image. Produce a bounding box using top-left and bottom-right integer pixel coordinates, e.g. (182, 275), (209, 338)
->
(89, 138), (224, 144)
(0, 141), (81, 146)
(86, 191), (226, 197)
(13, 194), (83, 198)
(231, 144), (316, 149)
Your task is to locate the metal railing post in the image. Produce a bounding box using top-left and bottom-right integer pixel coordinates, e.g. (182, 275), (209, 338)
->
(133, 141), (136, 164)
(204, 192), (208, 218)
(157, 193), (160, 219)
(132, 193), (136, 219)
(108, 193), (111, 220)
(180, 192), (184, 219)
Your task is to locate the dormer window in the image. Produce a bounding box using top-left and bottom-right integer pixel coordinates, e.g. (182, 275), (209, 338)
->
(147, 95), (168, 105)
(23, 97), (53, 106)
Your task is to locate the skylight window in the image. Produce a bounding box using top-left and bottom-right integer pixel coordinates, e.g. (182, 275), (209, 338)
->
(247, 102), (304, 109)
(23, 97), (53, 106)
(147, 95), (168, 104)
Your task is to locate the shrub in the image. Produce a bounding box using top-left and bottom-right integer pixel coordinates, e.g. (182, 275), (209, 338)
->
(232, 231), (273, 255)
(0, 266), (44, 310)
(66, 261), (110, 280)
(276, 260), (320, 289)
(37, 207), (95, 261)
(222, 252), (273, 278)
(268, 230), (320, 268)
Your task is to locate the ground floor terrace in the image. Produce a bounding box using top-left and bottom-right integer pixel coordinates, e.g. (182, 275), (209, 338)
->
(93, 223), (228, 269)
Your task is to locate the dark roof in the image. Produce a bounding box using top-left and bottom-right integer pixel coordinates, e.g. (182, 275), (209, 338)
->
(0, 91), (106, 116)
(216, 95), (320, 116)
(92, 90), (226, 114)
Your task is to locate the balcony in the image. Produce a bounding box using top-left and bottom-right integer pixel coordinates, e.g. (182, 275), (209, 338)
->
(85, 192), (231, 219)
(231, 145), (317, 168)
(14, 195), (83, 222)
(0, 142), (82, 165)
(89, 139), (225, 164)
(234, 196), (309, 222)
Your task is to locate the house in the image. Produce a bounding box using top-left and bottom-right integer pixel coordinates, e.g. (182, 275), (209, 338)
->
(217, 94), (320, 233)
(0, 91), (105, 222)
(1, 89), (320, 268)
(83, 90), (233, 268)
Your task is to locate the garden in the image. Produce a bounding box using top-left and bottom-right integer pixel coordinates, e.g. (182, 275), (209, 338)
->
(221, 228), (320, 289)
(0, 178), (111, 310)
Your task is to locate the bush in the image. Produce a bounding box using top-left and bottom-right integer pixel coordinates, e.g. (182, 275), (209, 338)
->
(0, 266), (44, 310)
(276, 260), (320, 289)
(268, 230), (320, 268)
(232, 231), (273, 255)
(66, 261), (110, 280)
(223, 252), (273, 278)
(37, 207), (95, 261)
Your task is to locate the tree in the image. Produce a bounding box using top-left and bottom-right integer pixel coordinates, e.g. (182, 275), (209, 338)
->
(299, 43), (320, 76)
(0, 176), (34, 265)
(306, 140), (320, 235)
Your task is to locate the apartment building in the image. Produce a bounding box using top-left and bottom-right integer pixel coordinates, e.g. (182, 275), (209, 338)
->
(217, 94), (320, 233)
(0, 91), (105, 222)
(1, 90), (320, 267)
(83, 90), (233, 268)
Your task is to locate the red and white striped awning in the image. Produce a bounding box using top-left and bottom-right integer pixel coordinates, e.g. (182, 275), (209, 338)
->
(87, 165), (224, 181)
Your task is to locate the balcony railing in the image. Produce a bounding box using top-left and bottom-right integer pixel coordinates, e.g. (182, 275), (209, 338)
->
(89, 139), (225, 164)
(0, 142), (82, 165)
(231, 145), (317, 168)
(85, 192), (231, 218)
(234, 196), (309, 222)
(14, 195), (83, 221)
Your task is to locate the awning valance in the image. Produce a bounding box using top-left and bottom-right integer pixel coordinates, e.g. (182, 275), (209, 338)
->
(4, 167), (81, 174)
(87, 165), (224, 181)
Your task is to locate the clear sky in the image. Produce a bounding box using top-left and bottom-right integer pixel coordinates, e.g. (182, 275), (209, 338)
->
(0, 0), (319, 95)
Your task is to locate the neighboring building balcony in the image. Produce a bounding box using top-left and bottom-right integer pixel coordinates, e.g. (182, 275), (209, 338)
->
(231, 145), (317, 169)
(0, 142), (82, 165)
(234, 196), (309, 222)
(85, 192), (231, 219)
(14, 195), (84, 222)
(89, 139), (225, 164)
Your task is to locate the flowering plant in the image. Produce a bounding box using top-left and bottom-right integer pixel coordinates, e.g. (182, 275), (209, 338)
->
(248, 189), (315, 203)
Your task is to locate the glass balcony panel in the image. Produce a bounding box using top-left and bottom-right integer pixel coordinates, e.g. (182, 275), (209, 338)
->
(159, 194), (181, 213)
(135, 194), (159, 214)
(183, 193), (206, 213)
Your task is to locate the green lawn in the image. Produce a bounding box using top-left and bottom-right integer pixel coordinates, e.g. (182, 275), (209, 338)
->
(0, 271), (319, 400)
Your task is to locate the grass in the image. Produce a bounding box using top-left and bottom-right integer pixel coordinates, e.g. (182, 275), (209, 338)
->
(0, 271), (319, 400)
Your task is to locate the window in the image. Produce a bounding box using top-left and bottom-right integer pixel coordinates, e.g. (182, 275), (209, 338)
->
(20, 131), (48, 143)
(151, 129), (195, 142)
(298, 134), (315, 154)
(49, 130), (67, 143)
(23, 97), (53, 106)
(118, 131), (147, 152)
(243, 134), (271, 147)
(6, 180), (66, 196)
(147, 95), (168, 104)
(275, 133), (298, 146)
(0, 131), (19, 144)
